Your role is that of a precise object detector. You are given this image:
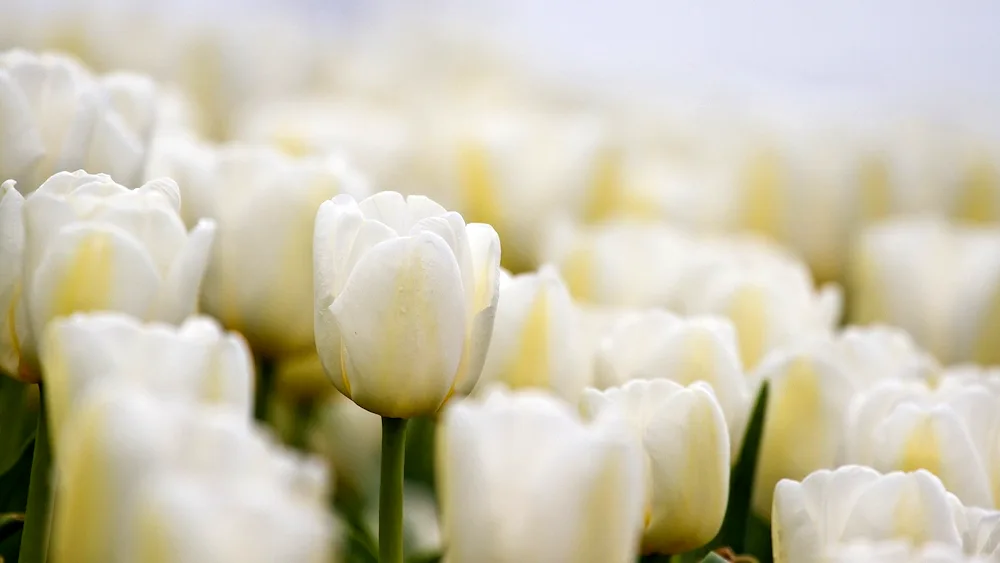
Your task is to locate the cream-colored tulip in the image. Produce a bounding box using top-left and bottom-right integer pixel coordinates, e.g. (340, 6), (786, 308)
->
(476, 265), (589, 401)
(309, 391), (383, 493)
(313, 191), (501, 418)
(772, 466), (965, 563)
(581, 379), (730, 554)
(0, 50), (157, 191)
(852, 218), (1000, 365)
(593, 310), (752, 456)
(40, 312), (253, 450)
(52, 383), (331, 563)
(438, 389), (644, 563)
(0, 171), (214, 380)
(146, 138), (368, 357)
(823, 541), (988, 563)
(845, 375), (1000, 509)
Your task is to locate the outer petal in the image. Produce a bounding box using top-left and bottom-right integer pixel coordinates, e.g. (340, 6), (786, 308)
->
(330, 233), (467, 417)
(0, 71), (45, 182)
(449, 223), (502, 396)
(152, 219), (215, 323)
(0, 182), (25, 378)
(28, 223), (161, 339)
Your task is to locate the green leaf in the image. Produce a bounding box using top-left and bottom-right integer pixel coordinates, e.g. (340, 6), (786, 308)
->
(0, 437), (33, 563)
(0, 379), (36, 477)
(408, 552), (442, 563)
(744, 512), (772, 563)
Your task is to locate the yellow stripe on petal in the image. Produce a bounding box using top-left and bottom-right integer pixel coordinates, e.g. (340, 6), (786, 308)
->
(860, 156), (891, 221)
(898, 415), (942, 477)
(52, 230), (114, 318)
(562, 248), (594, 302)
(458, 142), (502, 230)
(507, 287), (550, 390)
(727, 286), (768, 371)
(677, 329), (717, 385)
(956, 157), (998, 223)
(742, 149), (783, 239)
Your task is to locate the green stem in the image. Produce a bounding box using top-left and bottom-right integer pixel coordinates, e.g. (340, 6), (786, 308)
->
(19, 384), (52, 563)
(379, 417), (408, 563)
(254, 357), (275, 422)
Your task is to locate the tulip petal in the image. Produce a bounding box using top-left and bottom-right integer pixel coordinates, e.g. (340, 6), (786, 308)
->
(0, 183), (25, 377)
(358, 191), (409, 233)
(153, 219), (215, 323)
(330, 233), (466, 417)
(466, 222), (501, 313)
(0, 71), (45, 181)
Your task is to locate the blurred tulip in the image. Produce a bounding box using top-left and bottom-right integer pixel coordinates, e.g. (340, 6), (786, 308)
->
(476, 265), (590, 402)
(309, 392), (383, 494)
(581, 379), (730, 554)
(772, 466), (965, 563)
(273, 352), (337, 404)
(851, 218), (1000, 365)
(0, 171), (214, 381)
(52, 383), (331, 563)
(39, 312), (253, 450)
(593, 310), (752, 456)
(437, 389), (644, 563)
(147, 139), (368, 357)
(845, 374), (1000, 509)
(823, 541), (988, 563)
(313, 191), (501, 418)
(0, 50), (157, 191)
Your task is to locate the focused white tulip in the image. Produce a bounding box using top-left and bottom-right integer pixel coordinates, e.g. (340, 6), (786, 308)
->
(772, 466), (965, 563)
(593, 310), (752, 456)
(0, 50), (157, 191)
(852, 218), (1000, 365)
(581, 379), (731, 554)
(823, 541), (990, 563)
(146, 138), (368, 357)
(313, 191), (501, 418)
(52, 383), (331, 563)
(476, 265), (590, 401)
(845, 374), (1000, 509)
(309, 391), (383, 493)
(0, 171), (214, 380)
(438, 389), (644, 563)
(40, 312), (253, 450)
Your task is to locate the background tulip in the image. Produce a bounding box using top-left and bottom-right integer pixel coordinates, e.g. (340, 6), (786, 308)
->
(437, 389), (644, 563)
(0, 50), (157, 191)
(581, 379), (731, 554)
(146, 139), (368, 357)
(309, 391), (383, 494)
(0, 171), (214, 380)
(313, 191), (500, 418)
(475, 265), (590, 401)
(39, 312), (253, 451)
(593, 310), (752, 456)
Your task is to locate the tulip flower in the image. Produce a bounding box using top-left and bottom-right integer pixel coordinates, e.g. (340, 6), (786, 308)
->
(52, 383), (331, 563)
(844, 374), (1000, 509)
(772, 465), (1000, 563)
(309, 391), (383, 493)
(823, 541), (987, 563)
(592, 310), (752, 456)
(39, 312), (253, 451)
(0, 171), (214, 381)
(312, 190), (501, 419)
(581, 379), (730, 554)
(0, 50), (157, 191)
(476, 265), (590, 402)
(851, 218), (1000, 365)
(438, 389), (644, 563)
(147, 138), (368, 357)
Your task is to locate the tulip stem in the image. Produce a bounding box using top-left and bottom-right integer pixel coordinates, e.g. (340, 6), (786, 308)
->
(20, 384), (52, 563)
(380, 417), (408, 563)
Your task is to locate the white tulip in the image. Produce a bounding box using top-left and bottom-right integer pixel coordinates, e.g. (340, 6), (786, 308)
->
(52, 383), (331, 563)
(147, 138), (368, 357)
(845, 374), (1000, 509)
(851, 218), (1000, 365)
(476, 265), (590, 401)
(0, 50), (157, 191)
(772, 466), (965, 563)
(39, 312), (253, 450)
(581, 379), (731, 554)
(593, 309), (752, 457)
(438, 389), (644, 563)
(313, 191), (501, 418)
(309, 391), (383, 493)
(823, 541), (989, 563)
(0, 171), (214, 380)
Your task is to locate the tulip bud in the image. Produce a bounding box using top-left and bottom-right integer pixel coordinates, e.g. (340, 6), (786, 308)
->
(438, 389), (644, 563)
(313, 191), (501, 418)
(851, 218), (1000, 365)
(772, 466), (965, 563)
(593, 310), (752, 456)
(147, 139), (368, 357)
(0, 171), (215, 380)
(582, 379), (730, 554)
(476, 265), (590, 402)
(40, 312), (253, 451)
(0, 50), (157, 191)
(52, 383), (331, 563)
